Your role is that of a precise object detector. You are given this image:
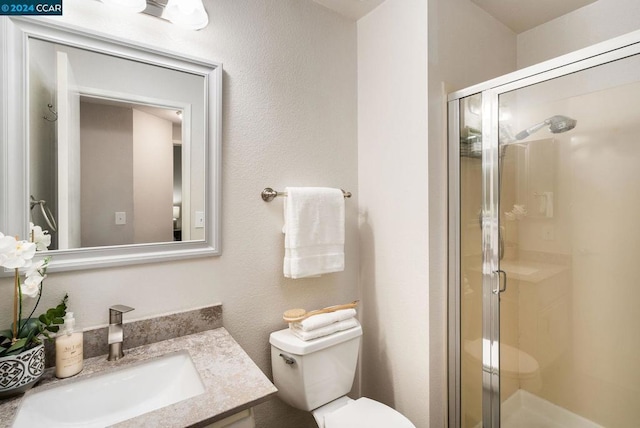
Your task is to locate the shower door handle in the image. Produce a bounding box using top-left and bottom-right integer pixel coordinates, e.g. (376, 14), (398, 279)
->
(493, 269), (507, 294)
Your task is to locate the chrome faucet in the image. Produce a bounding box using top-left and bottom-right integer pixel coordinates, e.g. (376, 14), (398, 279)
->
(108, 305), (134, 361)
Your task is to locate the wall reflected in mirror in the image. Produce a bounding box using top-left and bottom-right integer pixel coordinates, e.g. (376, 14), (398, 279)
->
(28, 37), (206, 250)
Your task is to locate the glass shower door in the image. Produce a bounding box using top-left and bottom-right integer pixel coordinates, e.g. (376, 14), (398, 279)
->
(451, 32), (640, 428)
(494, 51), (640, 427)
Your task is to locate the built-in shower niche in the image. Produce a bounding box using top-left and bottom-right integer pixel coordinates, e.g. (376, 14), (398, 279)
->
(460, 126), (482, 158)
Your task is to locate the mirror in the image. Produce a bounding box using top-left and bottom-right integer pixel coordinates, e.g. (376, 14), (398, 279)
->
(1, 17), (222, 271)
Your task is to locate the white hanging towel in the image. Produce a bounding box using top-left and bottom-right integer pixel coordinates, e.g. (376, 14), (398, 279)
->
(283, 187), (345, 279)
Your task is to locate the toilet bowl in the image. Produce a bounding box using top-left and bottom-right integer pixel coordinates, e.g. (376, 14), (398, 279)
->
(463, 338), (542, 391)
(269, 322), (416, 428)
(313, 396), (414, 428)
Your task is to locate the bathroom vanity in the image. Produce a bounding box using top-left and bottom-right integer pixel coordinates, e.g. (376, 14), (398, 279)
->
(0, 307), (277, 427)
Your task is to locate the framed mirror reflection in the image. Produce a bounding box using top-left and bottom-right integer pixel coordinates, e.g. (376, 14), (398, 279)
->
(1, 17), (222, 272)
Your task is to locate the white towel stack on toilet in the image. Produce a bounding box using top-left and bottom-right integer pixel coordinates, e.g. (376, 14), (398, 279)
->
(289, 308), (359, 341)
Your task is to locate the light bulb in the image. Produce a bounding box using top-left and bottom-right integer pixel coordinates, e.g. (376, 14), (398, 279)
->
(164, 0), (209, 30)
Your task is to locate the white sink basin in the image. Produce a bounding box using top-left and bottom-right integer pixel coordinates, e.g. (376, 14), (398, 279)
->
(505, 265), (539, 276)
(13, 350), (206, 428)
(499, 261), (539, 276)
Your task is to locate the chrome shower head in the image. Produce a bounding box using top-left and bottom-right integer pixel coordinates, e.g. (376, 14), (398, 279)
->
(515, 115), (577, 140)
(547, 115), (577, 133)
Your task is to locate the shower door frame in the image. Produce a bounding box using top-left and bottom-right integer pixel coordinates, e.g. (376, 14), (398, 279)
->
(447, 29), (640, 428)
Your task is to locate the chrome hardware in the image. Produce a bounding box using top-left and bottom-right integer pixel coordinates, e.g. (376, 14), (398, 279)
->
(43, 103), (58, 122)
(108, 305), (134, 361)
(279, 353), (296, 365)
(261, 187), (352, 202)
(493, 269), (507, 294)
(30, 195), (57, 232)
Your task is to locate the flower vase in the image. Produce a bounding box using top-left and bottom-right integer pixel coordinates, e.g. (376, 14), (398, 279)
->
(0, 344), (45, 399)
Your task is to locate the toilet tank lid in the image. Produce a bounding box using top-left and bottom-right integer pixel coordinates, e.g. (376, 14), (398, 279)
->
(270, 322), (362, 355)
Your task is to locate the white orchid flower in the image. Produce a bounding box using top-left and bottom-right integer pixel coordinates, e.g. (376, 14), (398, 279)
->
(21, 258), (49, 299)
(2, 227), (56, 350)
(0, 235), (36, 269)
(25, 258), (49, 276)
(0, 233), (16, 266)
(29, 222), (51, 251)
(21, 274), (43, 298)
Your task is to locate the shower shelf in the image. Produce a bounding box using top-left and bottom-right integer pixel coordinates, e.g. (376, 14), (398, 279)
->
(460, 126), (482, 158)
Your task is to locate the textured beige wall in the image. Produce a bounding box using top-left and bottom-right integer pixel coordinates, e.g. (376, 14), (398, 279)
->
(80, 102), (134, 247)
(517, 0), (640, 68)
(132, 109), (174, 244)
(0, 2), (357, 427)
(357, 1), (429, 426)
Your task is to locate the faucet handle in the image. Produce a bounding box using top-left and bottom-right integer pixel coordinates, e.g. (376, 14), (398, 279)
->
(109, 305), (134, 323)
(110, 304), (134, 313)
(107, 305), (135, 361)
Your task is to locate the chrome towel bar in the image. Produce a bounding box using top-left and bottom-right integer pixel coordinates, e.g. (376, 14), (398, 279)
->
(261, 187), (352, 202)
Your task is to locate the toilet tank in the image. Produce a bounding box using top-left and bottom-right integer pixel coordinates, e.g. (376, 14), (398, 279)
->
(269, 322), (362, 411)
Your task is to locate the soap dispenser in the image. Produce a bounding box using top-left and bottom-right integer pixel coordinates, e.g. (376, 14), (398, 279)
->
(55, 312), (84, 378)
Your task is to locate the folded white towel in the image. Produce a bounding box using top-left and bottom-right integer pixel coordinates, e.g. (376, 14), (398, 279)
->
(289, 317), (359, 341)
(290, 308), (357, 332)
(283, 187), (345, 279)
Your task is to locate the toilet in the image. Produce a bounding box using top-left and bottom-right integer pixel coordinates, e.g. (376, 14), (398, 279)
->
(269, 321), (416, 428)
(463, 338), (542, 391)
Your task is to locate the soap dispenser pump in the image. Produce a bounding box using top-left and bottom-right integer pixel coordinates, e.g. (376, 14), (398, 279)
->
(55, 312), (84, 378)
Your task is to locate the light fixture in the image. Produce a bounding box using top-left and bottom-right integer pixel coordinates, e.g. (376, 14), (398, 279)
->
(98, 0), (209, 31)
(163, 0), (209, 30)
(100, 0), (147, 13)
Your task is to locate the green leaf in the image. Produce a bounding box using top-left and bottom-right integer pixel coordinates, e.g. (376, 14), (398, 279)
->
(55, 295), (68, 314)
(0, 338), (12, 350)
(8, 293), (71, 353)
(24, 329), (37, 345)
(52, 304), (66, 318)
(17, 319), (41, 339)
(6, 338), (28, 353)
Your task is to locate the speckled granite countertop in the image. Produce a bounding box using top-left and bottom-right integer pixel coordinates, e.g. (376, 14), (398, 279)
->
(0, 328), (277, 427)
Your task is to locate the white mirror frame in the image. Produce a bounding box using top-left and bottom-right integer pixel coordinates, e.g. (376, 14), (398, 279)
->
(0, 17), (222, 273)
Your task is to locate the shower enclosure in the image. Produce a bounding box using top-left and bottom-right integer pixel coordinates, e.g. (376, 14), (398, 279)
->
(448, 31), (640, 427)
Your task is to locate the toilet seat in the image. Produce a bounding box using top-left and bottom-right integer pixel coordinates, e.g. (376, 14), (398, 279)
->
(323, 397), (415, 428)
